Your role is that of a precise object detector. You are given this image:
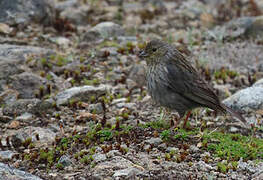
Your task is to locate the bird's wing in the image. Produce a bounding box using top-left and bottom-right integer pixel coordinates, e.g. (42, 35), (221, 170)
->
(164, 50), (222, 109)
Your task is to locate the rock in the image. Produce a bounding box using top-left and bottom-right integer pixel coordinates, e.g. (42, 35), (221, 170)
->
(197, 41), (263, 72)
(3, 98), (52, 116)
(113, 167), (141, 178)
(0, 0), (54, 26)
(9, 72), (47, 99)
(55, 85), (110, 106)
(89, 103), (104, 114)
(223, 86), (263, 112)
(0, 162), (43, 180)
(15, 112), (33, 122)
(128, 64), (146, 88)
(145, 137), (162, 146)
(10, 126), (56, 148)
(178, 0), (207, 19)
(253, 78), (263, 87)
(0, 23), (13, 34)
(0, 115), (12, 123)
(50, 37), (71, 48)
(209, 16), (263, 40)
(112, 98), (127, 105)
(0, 44), (54, 62)
(60, 5), (91, 25)
(0, 150), (17, 160)
(0, 89), (18, 105)
(92, 156), (134, 178)
(93, 153), (107, 163)
(58, 155), (72, 167)
(55, 0), (79, 12)
(194, 161), (215, 172)
(0, 58), (23, 80)
(189, 145), (199, 153)
(116, 102), (136, 109)
(84, 22), (125, 42)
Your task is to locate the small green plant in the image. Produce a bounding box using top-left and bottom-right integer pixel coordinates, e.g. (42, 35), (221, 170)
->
(160, 130), (171, 141)
(217, 162), (227, 173)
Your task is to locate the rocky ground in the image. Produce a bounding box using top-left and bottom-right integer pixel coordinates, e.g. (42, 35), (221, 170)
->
(0, 0), (263, 179)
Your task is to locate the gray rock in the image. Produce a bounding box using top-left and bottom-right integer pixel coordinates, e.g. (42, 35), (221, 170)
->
(3, 98), (52, 116)
(113, 167), (141, 178)
(189, 145), (199, 153)
(116, 102), (136, 109)
(194, 161), (215, 172)
(55, 0), (78, 12)
(89, 103), (104, 114)
(60, 5), (91, 25)
(145, 137), (162, 146)
(0, 0), (54, 26)
(55, 85), (110, 106)
(15, 112), (33, 122)
(209, 16), (263, 40)
(223, 86), (263, 112)
(0, 150), (17, 160)
(0, 58), (23, 80)
(11, 126), (56, 148)
(0, 115), (12, 123)
(253, 78), (263, 87)
(58, 155), (72, 167)
(0, 89), (18, 105)
(9, 72), (47, 99)
(106, 150), (122, 158)
(238, 159), (263, 174)
(0, 162), (42, 180)
(0, 44), (54, 62)
(84, 22), (125, 41)
(92, 156), (134, 178)
(128, 64), (146, 88)
(93, 153), (107, 163)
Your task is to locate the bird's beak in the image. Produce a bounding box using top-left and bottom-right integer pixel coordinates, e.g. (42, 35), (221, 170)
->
(138, 50), (148, 58)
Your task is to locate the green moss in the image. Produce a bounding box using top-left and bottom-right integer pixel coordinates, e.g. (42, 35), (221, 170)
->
(160, 130), (171, 141)
(142, 119), (169, 130)
(217, 162), (227, 173)
(56, 163), (64, 170)
(204, 132), (263, 161)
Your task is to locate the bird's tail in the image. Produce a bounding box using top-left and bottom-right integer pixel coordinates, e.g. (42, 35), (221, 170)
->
(220, 103), (246, 124)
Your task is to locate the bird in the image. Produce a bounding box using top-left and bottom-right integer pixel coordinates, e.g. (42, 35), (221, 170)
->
(138, 39), (246, 128)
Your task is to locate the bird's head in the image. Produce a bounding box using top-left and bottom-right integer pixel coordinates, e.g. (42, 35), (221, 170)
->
(138, 39), (168, 65)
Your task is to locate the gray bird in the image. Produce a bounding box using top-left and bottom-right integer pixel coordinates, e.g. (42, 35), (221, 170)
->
(139, 39), (246, 127)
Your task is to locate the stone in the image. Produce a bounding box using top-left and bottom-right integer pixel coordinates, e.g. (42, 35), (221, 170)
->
(84, 22), (125, 41)
(145, 137), (162, 146)
(113, 167), (141, 178)
(58, 155), (72, 167)
(0, 162), (42, 180)
(55, 85), (111, 106)
(0, 44), (54, 62)
(209, 16), (263, 40)
(93, 153), (107, 163)
(0, 23), (13, 34)
(128, 64), (146, 88)
(3, 98), (52, 116)
(0, 58), (23, 80)
(10, 126), (56, 148)
(0, 150), (17, 160)
(15, 112), (33, 122)
(223, 86), (263, 112)
(9, 72), (47, 99)
(60, 5), (91, 25)
(0, 0), (54, 26)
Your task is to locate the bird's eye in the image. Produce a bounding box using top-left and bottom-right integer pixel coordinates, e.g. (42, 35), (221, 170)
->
(152, 48), (157, 52)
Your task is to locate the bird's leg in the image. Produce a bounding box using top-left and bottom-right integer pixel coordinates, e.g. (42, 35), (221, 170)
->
(183, 111), (192, 129)
(169, 113), (181, 130)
